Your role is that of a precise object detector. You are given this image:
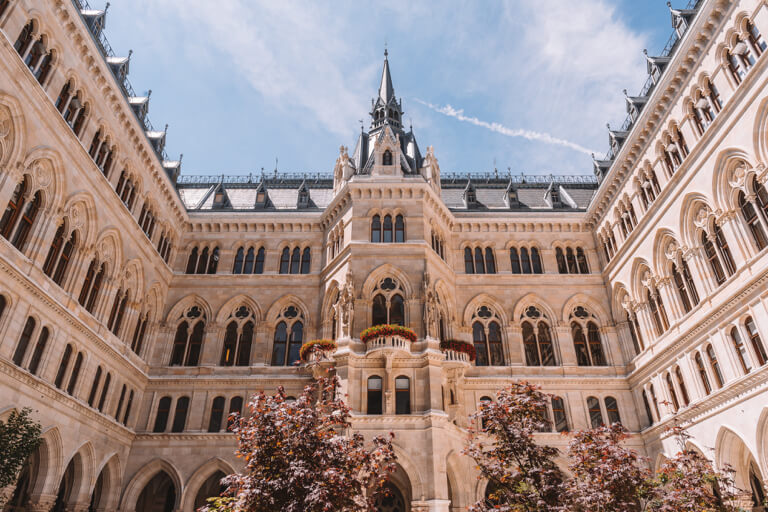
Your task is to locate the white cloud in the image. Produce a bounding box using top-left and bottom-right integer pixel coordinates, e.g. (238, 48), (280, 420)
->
(416, 99), (598, 156)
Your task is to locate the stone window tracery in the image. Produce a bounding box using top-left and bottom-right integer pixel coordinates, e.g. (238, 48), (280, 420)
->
(233, 246), (265, 274)
(169, 306), (206, 366)
(271, 305), (303, 367)
(570, 307), (606, 366)
(371, 277), (405, 326)
(137, 201), (157, 240)
(43, 220), (78, 286)
(371, 214), (405, 243)
(674, 366), (690, 407)
(107, 288), (130, 336)
(220, 305), (255, 366)
(78, 259), (106, 314)
(520, 306), (556, 366)
(279, 246), (310, 274)
(472, 305), (504, 367)
(0, 176), (41, 252)
(556, 246), (589, 274)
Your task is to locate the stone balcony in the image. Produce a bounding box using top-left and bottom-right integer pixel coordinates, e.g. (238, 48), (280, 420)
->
(365, 334), (412, 354)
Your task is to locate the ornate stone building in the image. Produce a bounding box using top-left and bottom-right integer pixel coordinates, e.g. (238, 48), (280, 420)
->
(1, 0), (768, 510)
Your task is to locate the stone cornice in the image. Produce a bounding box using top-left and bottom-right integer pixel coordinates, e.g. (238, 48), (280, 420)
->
(587, 0), (729, 225)
(51, 0), (187, 225)
(0, 252), (149, 384)
(628, 268), (768, 383)
(0, 360), (136, 442)
(184, 215), (325, 234)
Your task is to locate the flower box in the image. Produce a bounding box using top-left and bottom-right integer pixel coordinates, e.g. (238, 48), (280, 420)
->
(360, 324), (417, 344)
(299, 339), (337, 362)
(439, 340), (476, 362)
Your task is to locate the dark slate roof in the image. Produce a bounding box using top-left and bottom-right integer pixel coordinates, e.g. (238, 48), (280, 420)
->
(176, 174), (597, 212)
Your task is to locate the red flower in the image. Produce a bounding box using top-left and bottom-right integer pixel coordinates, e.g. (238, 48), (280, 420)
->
(299, 339), (337, 361)
(439, 340), (477, 362)
(360, 324), (417, 343)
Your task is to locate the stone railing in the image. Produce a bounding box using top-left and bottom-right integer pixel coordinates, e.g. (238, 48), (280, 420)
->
(443, 349), (470, 363)
(365, 335), (411, 353)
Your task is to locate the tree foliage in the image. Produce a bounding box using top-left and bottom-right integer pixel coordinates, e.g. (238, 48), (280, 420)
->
(464, 381), (564, 512)
(562, 423), (650, 512)
(203, 376), (396, 512)
(465, 381), (743, 512)
(0, 408), (42, 505)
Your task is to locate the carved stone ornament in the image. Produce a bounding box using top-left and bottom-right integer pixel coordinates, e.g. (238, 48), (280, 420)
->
(728, 161), (748, 188)
(641, 270), (653, 288)
(664, 240), (678, 260)
(70, 202), (85, 231)
(338, 271), (355, 337)
(0, 106), (11, 164)
(693, 207), (710, 230)
(33, 160), (53, 189)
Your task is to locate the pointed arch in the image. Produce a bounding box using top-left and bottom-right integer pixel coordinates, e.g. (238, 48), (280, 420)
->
(90, 452), (122, 512)
(265, 294), (311, 324)
(94, 228), (125, 278)
(561, 293), (610, 326)
(652, 229), (680, 277)
(143, 282), (164, 322)
(753, 95), (768, 168)
(361, 263), (414, 298)
(629, 258), (653, 301)
(611, 282), (632, 320)
(462, 293), (509, 327)
(715, 425), (761, 491)
(388, 441), (423, 503)
(21, 146), (64, 210)
(511, 293), (558, 325)
(63, 440), (96, 506)
(215, 294), (263, 324)
(0, 93), (26, 170)
(120, 458), (183, 512)
(712, 149), (756, 212)
(678, 192), (715, 250)
(757, 407), (768, 474)
(179, 457), (236, 512)
(34, 425), (64, 496)
(58, 193), (98, 248)
(118, 258), (144, 298)
(165, 294), (213, 324)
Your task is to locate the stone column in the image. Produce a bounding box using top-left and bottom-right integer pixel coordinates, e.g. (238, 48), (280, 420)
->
(555, 325), (577, 366)
(718, 211), (751, 267)
(0, 167), (23, 211)
(506, 325), (524, 366)
(200, 323), (223, 366)
(635, 303), (656, 347)
(614, 321), (636, 363)
(658, 278), (683, 322)
(25, 206), (58, 264)
(600, 325), (622, 367)
(26, 495), (57, 512)
(686, 246), (717, 296)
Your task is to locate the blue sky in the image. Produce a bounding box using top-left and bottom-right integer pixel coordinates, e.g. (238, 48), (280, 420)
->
(101, 1), (680, 177)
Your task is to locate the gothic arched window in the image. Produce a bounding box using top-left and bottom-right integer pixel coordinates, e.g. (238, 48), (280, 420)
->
(706, 344), (724, 388)
(394, 215), (405, 243)
(169, 306), (206, 366)
(646, 288), (669, 337)
(370, 277), (406, 326)
(739, 191), (767, 250)
(382, 150), (393, 166)
(367, 376), (383, 415)
(208, 396), (225, 432)
(153, 396), (172, 432)
(472, 306), (504, 367)
(220, 306), (256, 366)
(271, 306), (304, 366)
(576, 248), (589, 274)
(551, 396), (568, 432)
(556, 247), (567, 274)
(665, 373), (679, 412)
(730, 326), (752, 375)
(12, 317), (36, 367)
(371, 215), (381, 243)
(570, 307), (606, 366)
(520, 306), (556, 366)
(694, 352), (712, 396)
(54, 344), (73, 389)
(605, 396), (621, 424)
(382, 215), (393, 243)
(672, 263), (692, 314)
(587, 396), (603, 428)
(745, 316), (767, 367)
(171, 396), (190, 433)
(675, 367), (690, 407)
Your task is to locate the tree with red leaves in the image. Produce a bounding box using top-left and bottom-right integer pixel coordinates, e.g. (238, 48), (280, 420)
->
(203, 376), (396, 512)
(646, 425), (739, 512)
(464, 381), (564, 512)
(561, 423), (651, 512)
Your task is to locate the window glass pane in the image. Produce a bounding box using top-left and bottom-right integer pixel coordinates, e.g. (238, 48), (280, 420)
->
(473, 322), (488, 367)
(389, 294), (405, 326)
(509, 248), (521, 274)
(372, 295), (387, 326)
(605, 396), (621, 424)
(587, 397), (603, 428)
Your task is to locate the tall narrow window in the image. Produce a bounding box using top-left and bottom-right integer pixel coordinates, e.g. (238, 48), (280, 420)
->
(681, 260), (699, 306)
(488, 321), (503, 366)
(665, 373), (679, 412)
(706, 345), (724, 388)
(28, 327), (49, 376)
(0, 178), (27, 241)
(672, 263), (692, 313)
(714, 224), (736, 276)
(556, 248), (567, 274)
(131, 314), (148, 356)
(11, 191), (40, 251)
(605, 396), (621, 424)
(54, 344), (73, 389)
(474, 248), (485, 274)
(531, 247), (543, 273)
(153, 396), (171, 433)
(271, 321), (287, 366)
(255, 247), (265, 274)
(566, 248), (578, 274)
(367, 376), (383, 415)
(464, 248), (474, 274)
(647, 290), (665, 336)
(97, 372), (111, 412)
(731, 327), (752, 374)
(587, 396), (603, 428)
(473, 322), (488, 367)
(520, 247), (531, 274)
(745, 317), (767, 366)
(232, 247), (244, 274)
(208, 396), (225, 432)
(171, 397), (189, 433)
(123, 391), (134, 426)
(279, 247), (290, 274)
(382, 215), (393, 243)
(169, 316), (206, 367)
(395, 376), (410, 415)
(371, 215), (381, 243)
(114, 385), (127, 421)
(642, 390), (654, 425)
(695, 353), (712, 396)
(300, 247), (311, 274)
(220, 322), (238, 366)
(88, 366), (102, 407)
(290, 247), (301, 274)
(485, 248), (496, 274)
(510, 248), (521, 274)
(394, 215), (405, 243)
(207, 247), (219, 274)
(675, 367), (690, 407)
(227, 397), (243, 432)
(243, 247), (255, 274)
(551, 396), (568, 432)
(12, 317), (36, 367)
(649, 384), (661, 419)
(702, 232), (725, 285)
(576, 248), (589, 274)
(67, 352), (83, 396)
(627, 311), (643, 354)
(739, 192), (767, 250)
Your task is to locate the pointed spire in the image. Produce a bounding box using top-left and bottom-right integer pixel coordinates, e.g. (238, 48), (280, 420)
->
(379, 48), (395, 104)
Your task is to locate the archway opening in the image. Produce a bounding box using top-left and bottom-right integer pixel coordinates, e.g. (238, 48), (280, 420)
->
(6, 445), (39, 511)
(375, 482), (407, 512)
(52, 459), (76, 512)
(136, 471), (176, 512)
(194, 470), (226, 510)
(89, 469), (105, 512)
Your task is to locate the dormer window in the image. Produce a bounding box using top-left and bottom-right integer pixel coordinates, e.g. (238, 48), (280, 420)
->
(297, 184), (310, 208)
(382, 150), (393, 166)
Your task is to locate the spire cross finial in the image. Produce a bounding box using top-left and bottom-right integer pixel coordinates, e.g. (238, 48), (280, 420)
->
(384, 41), (388, 58)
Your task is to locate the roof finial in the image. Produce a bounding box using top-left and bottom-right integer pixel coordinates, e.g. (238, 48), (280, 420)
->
(384, 40), (388, 59)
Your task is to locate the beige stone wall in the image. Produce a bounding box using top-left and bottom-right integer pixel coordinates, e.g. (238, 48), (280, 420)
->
(0, 0), (767, 511)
